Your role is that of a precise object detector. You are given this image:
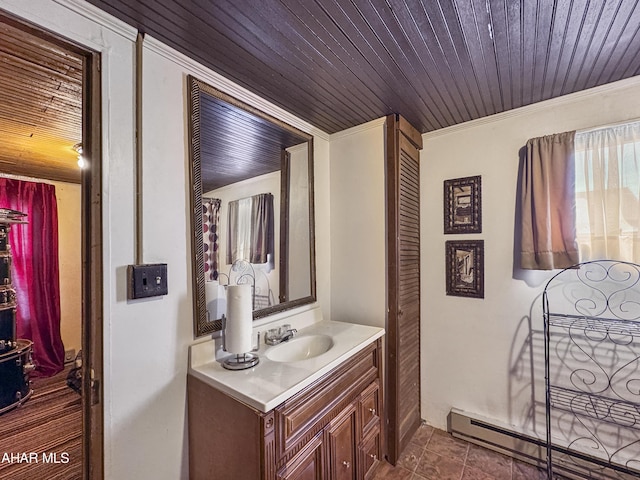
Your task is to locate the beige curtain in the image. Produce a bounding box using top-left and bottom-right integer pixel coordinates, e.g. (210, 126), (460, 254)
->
(520, 131), (579, 269)
(575, 122), (640, 262)
(250, 193), (274, 265)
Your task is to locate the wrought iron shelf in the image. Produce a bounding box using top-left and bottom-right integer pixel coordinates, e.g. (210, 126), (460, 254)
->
(549, 385), (640, 431)
(546, 313), (640, 336)
(543, 260), (640, 479)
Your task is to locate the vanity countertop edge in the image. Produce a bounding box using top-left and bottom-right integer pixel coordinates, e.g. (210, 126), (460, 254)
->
(188, 320), (385, 412)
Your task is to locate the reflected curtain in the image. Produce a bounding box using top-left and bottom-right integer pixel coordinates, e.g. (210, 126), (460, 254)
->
(0, 178), (64, 377)
(227, 197), (252, 264)
(227, 193), (274, 265)
(520, 131), (579, 270)
(250, 193), (274, 264)
(203, 198), (221, 280)
(575, 122), (640, 262)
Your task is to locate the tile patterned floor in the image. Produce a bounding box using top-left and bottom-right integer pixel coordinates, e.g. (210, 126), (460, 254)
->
(372, 424), (550, 480)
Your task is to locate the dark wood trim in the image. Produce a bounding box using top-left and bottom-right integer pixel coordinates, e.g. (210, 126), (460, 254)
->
(279, 150), (291, 303)
(385, 114), (399, 464)
(82, 47), (104, 480)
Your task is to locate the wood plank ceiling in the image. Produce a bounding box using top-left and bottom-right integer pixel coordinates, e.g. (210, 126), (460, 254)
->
(200, 92), (309, 192)
(85, 0), (640, 135)
(0, 16), (83, 184)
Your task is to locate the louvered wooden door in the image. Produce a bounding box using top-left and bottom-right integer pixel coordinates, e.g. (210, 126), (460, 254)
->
(385, 114), (422, 465)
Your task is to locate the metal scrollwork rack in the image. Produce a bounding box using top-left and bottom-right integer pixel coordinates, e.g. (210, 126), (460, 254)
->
(543, 260), (640, 480)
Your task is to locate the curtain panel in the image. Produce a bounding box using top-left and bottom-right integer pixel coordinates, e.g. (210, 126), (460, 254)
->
(203, 198), (221, 280)
(520, 131), (579, 270)
(0, 178), (64, 377)
(250, 193), (274, 265)
(575, 122), (640, 263)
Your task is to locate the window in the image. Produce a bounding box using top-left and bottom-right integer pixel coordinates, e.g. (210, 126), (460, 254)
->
(574, 121), (640, 263)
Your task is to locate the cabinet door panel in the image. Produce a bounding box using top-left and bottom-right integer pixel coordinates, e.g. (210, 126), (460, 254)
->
(327, 404), (356, 480)
(359, 427), (380, 480)
(277, 432), (325, 480)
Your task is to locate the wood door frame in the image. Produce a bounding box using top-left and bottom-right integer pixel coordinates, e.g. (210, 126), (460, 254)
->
(82, 41), (104, 480)
(0, 11), (104, 479)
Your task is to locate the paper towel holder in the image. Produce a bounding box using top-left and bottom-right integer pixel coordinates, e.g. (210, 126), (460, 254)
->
(221, 314), (260, 371)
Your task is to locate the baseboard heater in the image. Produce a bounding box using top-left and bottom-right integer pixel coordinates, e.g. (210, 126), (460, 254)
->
(448, 408), (639, 480)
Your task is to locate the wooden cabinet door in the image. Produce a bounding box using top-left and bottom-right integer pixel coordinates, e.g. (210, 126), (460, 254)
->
(277, 432), (325, 480)
(385, 114), (423, 464)
(326, 404), (357, 480)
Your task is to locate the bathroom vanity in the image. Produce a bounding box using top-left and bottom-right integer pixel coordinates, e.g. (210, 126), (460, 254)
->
(187, 319), (384, 480)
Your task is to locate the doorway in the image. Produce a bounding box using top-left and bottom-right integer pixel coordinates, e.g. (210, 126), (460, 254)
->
(0, 11), (103, 480)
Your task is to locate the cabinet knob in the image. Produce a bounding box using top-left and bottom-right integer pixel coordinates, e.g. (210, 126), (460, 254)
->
(342, 461), (350, 468)
(369, 408), (376, 415)
(369, 454), (377, 460)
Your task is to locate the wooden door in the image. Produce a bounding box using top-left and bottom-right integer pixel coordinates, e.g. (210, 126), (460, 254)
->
(385, 114), (422, 464)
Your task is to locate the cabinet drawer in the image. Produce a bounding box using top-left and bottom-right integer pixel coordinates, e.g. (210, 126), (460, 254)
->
(276, 342), (379, 461)
(358, 381), (379, 435)
(358, 427), (380, 480)
(277, 431), (325, 480)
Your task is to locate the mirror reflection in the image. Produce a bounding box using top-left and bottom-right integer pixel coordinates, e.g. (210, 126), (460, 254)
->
(188, 76), (316, 337)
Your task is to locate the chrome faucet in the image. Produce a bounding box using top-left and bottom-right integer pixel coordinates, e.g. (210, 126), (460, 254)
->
(264, 324), (298, 345)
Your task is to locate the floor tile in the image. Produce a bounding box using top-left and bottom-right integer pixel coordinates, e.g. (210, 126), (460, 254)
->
(372, 460), (413, 480)
(410, 423), (434, 448)
(512, 459), (547, 480)
(414, 450), (465, 480)
(465, 444), (512, 480)
(461, 465), (496, 480)
(397, 442), (424, 471)
(425, 429), (470, 460)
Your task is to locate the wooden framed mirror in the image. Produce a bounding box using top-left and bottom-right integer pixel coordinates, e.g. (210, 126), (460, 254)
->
(188, 76), (316, 337)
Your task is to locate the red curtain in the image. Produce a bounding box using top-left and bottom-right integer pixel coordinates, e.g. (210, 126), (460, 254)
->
(0, 178), (64, 377)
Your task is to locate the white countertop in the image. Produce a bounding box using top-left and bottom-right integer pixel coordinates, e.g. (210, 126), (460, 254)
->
(188, 320), (385, 412)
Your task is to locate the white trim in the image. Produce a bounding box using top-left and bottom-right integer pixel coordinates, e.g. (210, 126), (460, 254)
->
(329, 117), (386, 140)
(423, 75), (640, 140)
(142, 35), (330, 142)
(52, 0), (137, 40)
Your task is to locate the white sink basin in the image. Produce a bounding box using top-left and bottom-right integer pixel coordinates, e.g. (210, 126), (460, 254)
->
(266, 334), (334, 362)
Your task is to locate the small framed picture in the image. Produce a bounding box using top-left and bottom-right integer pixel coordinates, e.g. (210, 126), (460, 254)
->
(444, 175), (481, 234)
(446, 240), (484, 298)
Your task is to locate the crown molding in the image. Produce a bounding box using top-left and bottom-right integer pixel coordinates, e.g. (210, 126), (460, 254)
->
(329, 117), (386, 141)
(142, 35), (330, 142)
(52, 0), (137, 40)
(423, 75), (640, 140)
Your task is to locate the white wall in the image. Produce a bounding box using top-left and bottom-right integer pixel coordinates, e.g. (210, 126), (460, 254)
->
(287, 143), (312, 300)
(420, 76), (640, 434)
(329, 118), (386, 328)
(0, 1), (331, 478)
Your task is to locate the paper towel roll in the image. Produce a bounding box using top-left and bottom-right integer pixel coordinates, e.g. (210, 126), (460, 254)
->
(205, 281), (220, 321)
(225, 284), (253, 354)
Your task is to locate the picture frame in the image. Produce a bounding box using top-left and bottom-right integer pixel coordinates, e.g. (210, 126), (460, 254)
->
(446, 240), (484, 298)
(444, 175), (481, 234)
